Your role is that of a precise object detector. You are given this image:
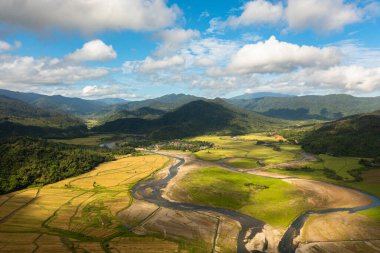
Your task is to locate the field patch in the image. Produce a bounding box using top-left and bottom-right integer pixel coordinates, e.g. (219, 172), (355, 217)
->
(177, 167), (312, 228)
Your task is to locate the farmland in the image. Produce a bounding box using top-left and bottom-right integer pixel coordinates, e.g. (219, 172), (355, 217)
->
(0, 155), (187, 253)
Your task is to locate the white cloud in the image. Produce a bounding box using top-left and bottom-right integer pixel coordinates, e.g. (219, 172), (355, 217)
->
(226, 0), (284, 27)
(226, 36), (340, 74)
(154, 28), (200, 56)
(124, 55), (185, 73)
(0, 40), (21, 52)
(66, 40), (117, 62)
(293, 66), (380, 92)
(80, 85), (139, 99)
(0, 55), (110, 88)
(286, 0), (361, 33)
(211, 0), (379, 34)
(0, 0), (179, 34)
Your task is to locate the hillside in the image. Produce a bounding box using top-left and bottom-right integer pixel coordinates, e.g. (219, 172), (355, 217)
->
(230, 92), (292, 100)
(0, 137), (117, 193)
(0, 95), (84, 128)
(94, 100), (282, 139)
(118, 93), (204, 111)
(104, 107), (166, 122)
(0, 89), (109, 115)
(229, 94), (380, 120)
(302, 111), (380, 157)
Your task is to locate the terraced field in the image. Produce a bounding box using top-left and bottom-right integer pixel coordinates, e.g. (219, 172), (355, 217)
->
(0, 155), (178, 253)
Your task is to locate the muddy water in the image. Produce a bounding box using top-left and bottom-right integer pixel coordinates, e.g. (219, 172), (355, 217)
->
(130, 153), (265, 253)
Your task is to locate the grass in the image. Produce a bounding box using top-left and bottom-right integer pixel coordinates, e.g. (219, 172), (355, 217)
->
(226, 158), (259, 169)
(358, 206), (380, 221)
(190, 135), (299, 165)
(50, 134), (115, 146)
(179, 167), (312, 228)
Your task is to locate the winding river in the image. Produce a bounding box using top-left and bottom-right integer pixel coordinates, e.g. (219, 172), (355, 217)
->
(130, 153), (265, 253)
(124, 149), (380, 253)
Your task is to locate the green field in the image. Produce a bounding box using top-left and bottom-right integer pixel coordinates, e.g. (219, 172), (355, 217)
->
(179, 167), (313, 228)
(226, 158), (260, 169)
(51, 134), (115, 146)
(190, 135), (299, 165)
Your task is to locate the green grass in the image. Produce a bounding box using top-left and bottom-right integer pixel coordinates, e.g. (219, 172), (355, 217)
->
(51, 134), (115, 146)
(358, 206), (380, 221)
(190, 135), (299, 165)
(226, 158), (259, 169)
(179, 167), (312, 228)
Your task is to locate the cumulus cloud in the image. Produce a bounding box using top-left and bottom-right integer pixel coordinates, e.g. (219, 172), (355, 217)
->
(0, 55), (110, 88)
(154, 28), (200, 56)
(227, 0), (284, 27)
(226, 36), (340, 74)
(286, 0), (361, 33)
(212, 0), (379, 34)
(65, 40), (117, 62)
(124, 55), (185, 73)
(0, 40), (21, 52)
(80, 85), (139, 99)
(293, 66), (380, 92)
(0, 0), (179, 34)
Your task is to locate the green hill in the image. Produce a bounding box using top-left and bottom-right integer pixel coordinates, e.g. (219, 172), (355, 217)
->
(0, 95), (88, 138)
(302, 111), (380, 157)
(94, 100), (282, 139)
(229, 94), (380, 120)
(0, 89), (109, 115)
(118, 93), (204, 111)
(0, 95), (84, 128)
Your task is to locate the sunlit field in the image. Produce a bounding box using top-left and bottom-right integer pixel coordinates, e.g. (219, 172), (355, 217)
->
(0, 155), (175, 252)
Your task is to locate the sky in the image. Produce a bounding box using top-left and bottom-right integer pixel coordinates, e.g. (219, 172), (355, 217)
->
(0, 0), (380, 100)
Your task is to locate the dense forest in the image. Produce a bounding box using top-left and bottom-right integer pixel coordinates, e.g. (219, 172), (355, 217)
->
(302, 111), (380, 158)
(0, 137), (134, 194)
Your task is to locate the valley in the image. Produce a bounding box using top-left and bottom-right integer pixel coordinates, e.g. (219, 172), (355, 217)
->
(0, 133), (379, 252)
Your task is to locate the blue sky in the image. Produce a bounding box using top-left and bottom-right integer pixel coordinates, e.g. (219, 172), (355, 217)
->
(0, 0), (380, 100)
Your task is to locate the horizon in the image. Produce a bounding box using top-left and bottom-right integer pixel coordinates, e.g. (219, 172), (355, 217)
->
(0, 0), (380, 99)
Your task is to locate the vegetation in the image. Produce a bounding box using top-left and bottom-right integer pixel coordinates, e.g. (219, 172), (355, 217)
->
(179, 167), (312, 227)
(229, 94), (380, 120)
(0, 89), (110, 116)
(302, 111), (380, 157)
(226, 158), (260, 169)
(191, 135), (298, 165)
(94, 100), (283, 140)
(0, 155), (186, 252)
(0, 137), (135, 193)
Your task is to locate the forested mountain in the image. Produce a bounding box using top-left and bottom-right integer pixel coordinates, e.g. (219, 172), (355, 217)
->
(0, 95), (84, 128)
(228, 94), (380, 120)
(230, 92), (292, 100)
(302, 111), (380, 157)
(0, 89), (109, 115)
(94, 100), (282, 139)
(118, 93), (204, 111)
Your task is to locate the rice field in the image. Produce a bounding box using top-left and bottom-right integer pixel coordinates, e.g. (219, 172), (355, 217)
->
(0, 155), (179, 253)
(190, 135), (299, 165)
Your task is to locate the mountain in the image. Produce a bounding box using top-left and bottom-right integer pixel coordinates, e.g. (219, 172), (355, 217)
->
(95, 98), (128, 105)
(104, 107), (166, 122)
(93, 100), (282, 139)
(0, 89), (108, 115)
(0, 95), (87, 138)
(228, 94), (380, 120)
(230, 92), (292, 100)
(0, 95), (84, 128)
(302, 110), (380, 158)
(119, 93), (205, 111)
